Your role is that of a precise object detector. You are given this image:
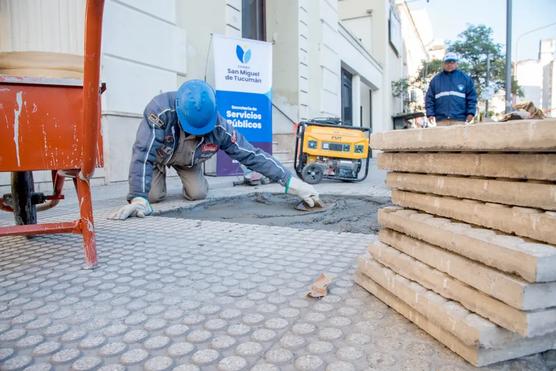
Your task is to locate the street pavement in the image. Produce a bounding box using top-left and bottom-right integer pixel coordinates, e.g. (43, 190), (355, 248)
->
(0, 161), (552, 370)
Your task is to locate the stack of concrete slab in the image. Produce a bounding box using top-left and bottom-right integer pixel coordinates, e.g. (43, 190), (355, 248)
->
(355, 120), (556, 366)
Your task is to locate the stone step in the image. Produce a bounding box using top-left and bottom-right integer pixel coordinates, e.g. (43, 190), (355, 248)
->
(355, 259), (556, 367)
(370, 119), (556, 152)
(391, 190), (556, 245)
(386, 172), (556, 211)
(368, 241), (556, 337)
(378, 228), (556, 310)
(378, 207), (556, 283)
(377, 152), (556, 181)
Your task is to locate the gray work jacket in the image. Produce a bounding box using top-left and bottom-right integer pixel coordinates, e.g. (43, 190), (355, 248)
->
(127, 91), (292, 201)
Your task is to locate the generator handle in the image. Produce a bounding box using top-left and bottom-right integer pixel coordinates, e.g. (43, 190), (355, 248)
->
(300, 120), (371, 132)
(352, 148), (371, 183)
(344, 127), (372, 183)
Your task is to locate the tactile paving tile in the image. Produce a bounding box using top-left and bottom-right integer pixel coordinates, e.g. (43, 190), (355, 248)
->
(0, 215), (552, 370)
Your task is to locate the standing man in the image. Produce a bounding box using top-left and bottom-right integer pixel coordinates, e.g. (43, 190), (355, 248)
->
(110, 80), (321, 220)
(425, 52), (477, 126)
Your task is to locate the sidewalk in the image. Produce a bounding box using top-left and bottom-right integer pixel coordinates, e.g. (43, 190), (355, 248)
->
(1, 162), (389, 222)
(0, 161), (549, 370)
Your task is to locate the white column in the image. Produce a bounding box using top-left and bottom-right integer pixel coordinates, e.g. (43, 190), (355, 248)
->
(352, 73), (361, 126)
(372, 87), (384, 129)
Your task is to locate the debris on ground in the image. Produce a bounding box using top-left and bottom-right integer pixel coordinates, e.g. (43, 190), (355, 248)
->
(294, 199), (328, 212)
(499, 101), (546, 121)
(232, 170), (270, 186)
(307, 273), (333, 298)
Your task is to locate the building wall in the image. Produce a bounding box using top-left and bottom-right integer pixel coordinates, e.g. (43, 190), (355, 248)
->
(543, 60), (556, 117)
(396, 1), (429, 79)
(0, 0), (85, 54)
(515, 40), (556, 115)
(339, 0), (386, 65)
(339, 0), (403, 131)
(101, 0), (186, 182)
(388, 37), (404, 116)
(341, 15), (373, 55)
(516, 59), (544, 109)
(300, 0), (316, 121)
(539, 39), (556, 117)
(539, 39), (556, 64)
(266, 1), (300, 134)
(337, 24), (383, 128)
(317, 0), (342, 118)
(176, 0), (232, 88)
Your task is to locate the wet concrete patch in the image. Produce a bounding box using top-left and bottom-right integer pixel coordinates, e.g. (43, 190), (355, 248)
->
(158, 193), (391, 234)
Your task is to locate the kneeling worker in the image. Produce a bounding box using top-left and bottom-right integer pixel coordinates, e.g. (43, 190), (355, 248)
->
(111, 80), (321, 219)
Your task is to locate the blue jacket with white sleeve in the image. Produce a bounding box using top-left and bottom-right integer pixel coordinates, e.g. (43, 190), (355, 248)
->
(425, 69), (477, 122)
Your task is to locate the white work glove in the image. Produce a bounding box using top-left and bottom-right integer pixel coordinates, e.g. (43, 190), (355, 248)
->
(286, 177), (323, 208)
(109, 197), (153, 220)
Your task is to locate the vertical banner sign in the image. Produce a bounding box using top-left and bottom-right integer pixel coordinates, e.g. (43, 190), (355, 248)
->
(213, 34), (273, 175)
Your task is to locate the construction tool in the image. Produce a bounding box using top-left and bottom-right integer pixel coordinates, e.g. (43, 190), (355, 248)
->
(0, 0), (105, 269)
(294, 118), (371, 184)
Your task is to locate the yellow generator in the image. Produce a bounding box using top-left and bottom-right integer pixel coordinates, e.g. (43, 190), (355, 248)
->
(294, 119), (371, 184)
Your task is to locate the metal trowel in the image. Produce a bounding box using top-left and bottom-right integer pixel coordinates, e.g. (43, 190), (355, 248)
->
(295, 199), (329, 212)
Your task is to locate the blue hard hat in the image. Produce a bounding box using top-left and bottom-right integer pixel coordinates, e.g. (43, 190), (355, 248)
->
(175, 80), (217, 135)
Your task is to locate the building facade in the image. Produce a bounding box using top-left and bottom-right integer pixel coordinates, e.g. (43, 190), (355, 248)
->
(0, 0), (424, 186)
(515, 38), (556, 117)
(543, 60), (556, 117)
(395, 0), (431, 112)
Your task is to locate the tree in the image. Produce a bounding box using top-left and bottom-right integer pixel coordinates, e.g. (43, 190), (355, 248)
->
(412, 59), (443, 91)
(449, 25), (522, 98)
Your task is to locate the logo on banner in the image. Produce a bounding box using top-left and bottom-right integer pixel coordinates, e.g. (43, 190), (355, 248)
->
(236, 45), (252, 64)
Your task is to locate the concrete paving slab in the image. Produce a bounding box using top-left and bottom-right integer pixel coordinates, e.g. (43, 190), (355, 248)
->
(370, 119), (556, 152)
(378, 152), (556, 181)
(356, 255), (519, 348)
(368, 241), (556, 337)
(392, 190), (556, 245)
(387, 172), (556, 210)
(378, 207), (556, 283)
(355, 258), (556, 367)
(379, 228), (556, 310)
